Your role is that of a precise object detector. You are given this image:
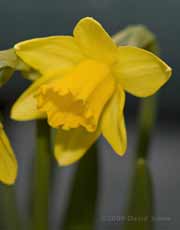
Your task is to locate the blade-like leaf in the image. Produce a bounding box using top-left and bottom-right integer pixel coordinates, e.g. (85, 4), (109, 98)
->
(62, 144), (98, 230)
(123, 159), (153, 230)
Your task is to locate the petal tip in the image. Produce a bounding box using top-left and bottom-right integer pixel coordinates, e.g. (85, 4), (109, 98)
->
(14, 43), (20, 50)
(54, 152), (77, 167)
(105, 138), (127, 157)
(0, 160), (18, 185)
(76, 16), (98, 24)
(166, 65), (172, 79)
(115, 145), (127, 157)
(10, 104), (22, 121)
(56, 160), (71, 167)
(10, 107), (17, 120)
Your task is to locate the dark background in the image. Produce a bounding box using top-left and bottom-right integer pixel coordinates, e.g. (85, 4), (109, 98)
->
(0, 0), (179, 229)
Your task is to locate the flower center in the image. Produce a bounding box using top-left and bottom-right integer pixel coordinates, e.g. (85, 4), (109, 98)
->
(36, 60), (115, 132)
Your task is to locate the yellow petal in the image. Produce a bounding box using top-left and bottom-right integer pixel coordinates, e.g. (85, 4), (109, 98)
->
(15, 36), (84, 74)
(0, 123), (17, 184)
(11, 69), (69, 121)
(73, 17), (117, 64)
(37, 60), (115, 131)
(101, 86), (127, 155)
(113, 46), (172, 97)
(55, 127), (100, 166)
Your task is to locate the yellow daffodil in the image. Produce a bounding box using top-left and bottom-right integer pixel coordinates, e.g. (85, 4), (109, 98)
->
(0, 122), (17, 184)
(11, 17), (171, 165)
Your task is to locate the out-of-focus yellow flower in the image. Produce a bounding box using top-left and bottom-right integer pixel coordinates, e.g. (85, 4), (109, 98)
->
(0, 122), (17, 184)
(11, 17), (171, 165)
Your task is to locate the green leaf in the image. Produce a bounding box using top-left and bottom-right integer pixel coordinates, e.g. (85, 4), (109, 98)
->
(0, 184), (22, 230)
(123, 159), (153, 230)
(62, 144), (98, 230)
(31, 120), (52, 230)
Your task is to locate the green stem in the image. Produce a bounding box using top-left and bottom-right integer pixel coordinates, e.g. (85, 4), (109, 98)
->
(136, 96), (157, 159)
(62, 144), (98, 230)
(123, 159), (154, 230)
(32, 120), (51, 230)
(0, 184), (21, 230)
(124, 97), (156, 228)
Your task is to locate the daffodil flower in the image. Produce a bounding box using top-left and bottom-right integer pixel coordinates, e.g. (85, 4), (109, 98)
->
(0, 122), (17, 184)
(11, 17), (171, 165)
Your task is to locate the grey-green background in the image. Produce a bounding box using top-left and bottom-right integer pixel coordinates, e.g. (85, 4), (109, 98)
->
(0, 0), (179, 230)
